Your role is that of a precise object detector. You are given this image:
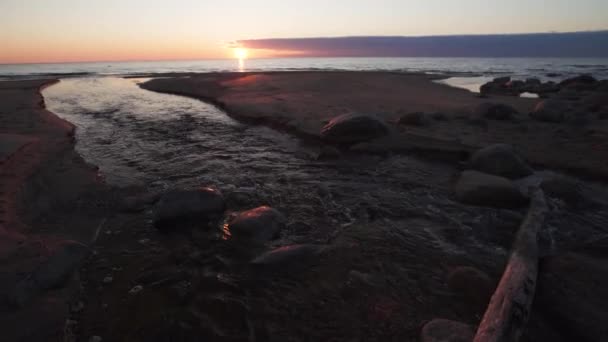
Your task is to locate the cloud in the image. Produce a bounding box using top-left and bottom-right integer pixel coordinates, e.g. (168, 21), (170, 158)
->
(239, 31), (608, 57)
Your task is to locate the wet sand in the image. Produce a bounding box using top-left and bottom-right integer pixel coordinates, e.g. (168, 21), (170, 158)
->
(1, 73), (607, 341)
(142, 71), (608, 179)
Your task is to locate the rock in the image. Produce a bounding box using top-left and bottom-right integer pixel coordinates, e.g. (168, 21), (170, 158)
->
(546, 73), (561, 78)
(525, 78), (542, 86)
(447, 266), (494, 309)
(398, 112), (431, 126)
(530, 99), (570, 123)
(129, 285), (143, 295)
(102, 276), (113, 284)
(455, 171), (528, 208)
(153, 187), (225, 231)
(420, 319), (475, 342)
(469, 144), (533, 179)
(89, 336), (103, 342)
(317, 145), (341, 160)
(493, 76), (511, 84)
(559, 74), (598, 88)
(582, 92), (608, 112)
(228, 206), (286, 241)
(251, 244), (325, 266)
(475, 103), (518, 121)
(320, 113), (389, 144)
(536, 251), (608, 341)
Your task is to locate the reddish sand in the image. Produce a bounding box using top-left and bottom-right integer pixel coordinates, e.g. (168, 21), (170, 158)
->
(0, 80), (103, 340)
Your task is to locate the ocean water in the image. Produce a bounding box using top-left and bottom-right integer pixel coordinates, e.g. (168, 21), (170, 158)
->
(2, 57), (608, 92)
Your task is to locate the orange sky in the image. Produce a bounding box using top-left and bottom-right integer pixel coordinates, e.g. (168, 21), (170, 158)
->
(2, 0), (607, 64)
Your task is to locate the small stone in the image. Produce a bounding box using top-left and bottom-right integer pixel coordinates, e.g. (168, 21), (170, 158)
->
(129, 285), (143, 294)
(89, 336), (103, 342)
(102, 276), (113, 284)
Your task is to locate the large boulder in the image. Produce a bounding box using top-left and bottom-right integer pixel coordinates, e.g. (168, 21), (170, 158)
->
(420, 319), (475, 342)
(454, 171), (528, 208)
(559, 74), (598, 90)
(228, 206), (286, 242)
(153, 188), (225, 230)
(480, 77), (521, 96)
(321, 113), (389, 144)
(474, 103), (518, 121)
(469, 144), (533, 179)
(530, 99), (571, 123)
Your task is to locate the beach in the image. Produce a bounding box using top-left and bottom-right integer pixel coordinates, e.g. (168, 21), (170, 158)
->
(1, 71), (608, 341)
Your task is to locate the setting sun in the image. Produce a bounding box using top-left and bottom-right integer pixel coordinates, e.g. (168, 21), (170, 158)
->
(234, 48), (248, 59)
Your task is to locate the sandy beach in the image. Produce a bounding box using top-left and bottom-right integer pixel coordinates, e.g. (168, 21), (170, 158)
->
(1, 72), (608, 341)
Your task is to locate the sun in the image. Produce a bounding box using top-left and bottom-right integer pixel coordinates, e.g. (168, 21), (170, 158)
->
(234, 48), (248, 60)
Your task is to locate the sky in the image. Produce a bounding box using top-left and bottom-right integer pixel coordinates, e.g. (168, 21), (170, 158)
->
(1, 0), (608, 63)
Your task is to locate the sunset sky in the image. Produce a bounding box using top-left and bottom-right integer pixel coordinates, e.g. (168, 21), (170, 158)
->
(2, 0), (608, 64)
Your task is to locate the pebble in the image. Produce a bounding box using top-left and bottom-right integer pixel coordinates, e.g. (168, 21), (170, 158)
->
(129, 285), (143, 294)
(89, 336), (103, 342)
(102, 276), (113, 284)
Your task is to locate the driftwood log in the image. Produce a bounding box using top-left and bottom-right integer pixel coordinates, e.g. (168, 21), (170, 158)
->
(474, 189), (548, 342)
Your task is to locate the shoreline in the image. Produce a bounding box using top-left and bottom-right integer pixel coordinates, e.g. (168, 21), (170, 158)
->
(140, 70), (608, 180)
(1, 70), (607, 341)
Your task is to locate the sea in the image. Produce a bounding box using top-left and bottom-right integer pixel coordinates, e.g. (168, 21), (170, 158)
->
(2, 57), (608, 93)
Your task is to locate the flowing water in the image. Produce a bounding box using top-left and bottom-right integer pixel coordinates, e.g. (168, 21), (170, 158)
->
(41, 77), (608, 340)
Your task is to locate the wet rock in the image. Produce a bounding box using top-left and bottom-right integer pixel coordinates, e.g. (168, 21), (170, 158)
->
(493, 76), (511, 84)
(398, 112), (431, 126)
(469, 144), (533, 179)
(530, 99), (570, 123)
(525, 78), (542, 86)
(447, 266), (494, 309)
(320, 113), (389, 144)
(475, 103), (518, 121)
(582, 92), (608, 112)
(153, 187), (225, 231)
(228, 206), (286, 241)
(251, 244), (325, 266)
(480, 76), (521, 96)
(559, 74), (598, 90)
(421, 318), (475, 342)
(536, 250), (608, 341)
(455, 171), (528, 208)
